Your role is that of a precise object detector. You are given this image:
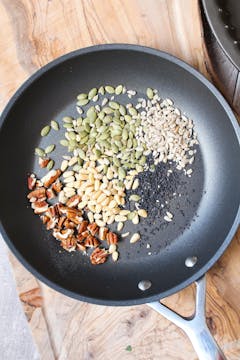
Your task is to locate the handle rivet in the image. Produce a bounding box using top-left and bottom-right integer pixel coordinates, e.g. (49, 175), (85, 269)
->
(185, 256), (198, 267)
(138, 280), (152, 291)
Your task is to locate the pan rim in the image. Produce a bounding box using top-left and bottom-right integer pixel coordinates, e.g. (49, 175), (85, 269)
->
(0, 43), (239, 306)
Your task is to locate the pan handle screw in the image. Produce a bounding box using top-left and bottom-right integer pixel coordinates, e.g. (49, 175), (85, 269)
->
(138, 280), (152, 291)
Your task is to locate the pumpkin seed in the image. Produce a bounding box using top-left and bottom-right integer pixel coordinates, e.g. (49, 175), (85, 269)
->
(102, 107), (113, 114)
(103, 115), (112, 124)
(77, 93), (87, 100)
(47, 159), (54, 170)
(63, 116), (73, 123)
(130, 194), (141, 202)
(51, 120), (59, 131)
(78, 149), (86, 159)
(139, 155), (146, 166)
(45, 144), (55, 154)
(122, 129), (128, 141)
(63, 123), (73, 129)
(41, 125), (50, 137)
(128, 107), (137, 116)
(109, 101), (119, 110)
(73, 164), (82, 172)
(115, 84), (123, 95)
(60, 139), (69, 146)
(118, 167), (126, 180)
(98, 111), (105, 120)
(124, 115), (132, 122)
(35, 147), (45, 157)
(105, 85), (115, 94)
(77, 98), (89, 106)
(98, 86), (105, 95)
(113, 157), (120, 167)
(88, 87), (97, 99)
(114, 109), (120, 117)
(127, 211), (136, 220)
(80, 135), (89, 144)
(119, 105), (126, 115)
(68, 132), (76, 140)
(146, 87), (154, 99)
(98, 131), (109, 141)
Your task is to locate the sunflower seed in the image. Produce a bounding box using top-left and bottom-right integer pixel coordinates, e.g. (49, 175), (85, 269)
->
(130, 233), (140, 243)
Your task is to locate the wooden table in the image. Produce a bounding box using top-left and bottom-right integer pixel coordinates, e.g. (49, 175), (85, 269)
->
(0, 1), (239, 359)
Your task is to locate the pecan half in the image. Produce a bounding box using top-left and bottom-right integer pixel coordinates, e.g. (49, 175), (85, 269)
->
(78, 220), (88, 234)
(46, 217), (58, 230)
(40, 215), (50, 224)
(52, 180), (62, 193)
(76, 243), (86, 253)
(87, 223), (99, 236)
(27, 187), (46, 200)
(27, 174), (36, 190)
(106, 232), (118, 245)
(53, 228), (74, 241)
(66, 194), (81, 208)
(61, 236), (77, 252)
(90, 248), (108, 265)
(31, 200), (49, 214)
(99, 227), (108, 241)
(39, 157), (50, 168)
(41, 169), (61, 188)
(57, 216), (66, 229)
(46, 188), (55, 200)
(85, 235), (100, 248)
(64, 219), (76, 229)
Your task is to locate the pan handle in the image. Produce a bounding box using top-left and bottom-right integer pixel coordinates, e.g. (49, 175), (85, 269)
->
(148, 276), (226, 360)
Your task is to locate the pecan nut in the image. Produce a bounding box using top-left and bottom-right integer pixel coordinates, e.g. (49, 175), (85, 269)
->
(27, 174), (36, 190)
(39, 157), (50, 168)
(90, 248), (108, 265)
(78, 220), (88, 234)
(106, 232), (118, 245)
(52, 180), (62, 193)
(27, 187), (46, 200)
(66, 195), (81, 208)
(87, 223), (99, 236)
(41, 169), (61, 188)
(84, 235), (100, 248)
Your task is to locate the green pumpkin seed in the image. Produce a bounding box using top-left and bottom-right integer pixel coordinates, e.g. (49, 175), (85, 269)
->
(115, 85), (123, 95)
(103, 115), (112, 124)
(90, 129), (98, 138)
(150, 164), (156, 172)
(87, 108), (97, 122)
(68, 132), (76, 140)
(88, 137), (96, 145)
(77, 93), (87, 100)
(63, 123), (73, 129)
(69, 139), (78, 147)
(102, 107), (113, 114)
(97, 112), (103, 120)
(98, 125), (108, 133)
(100, 140), (111, 149)
(84, 123), (91, 132)
(127, 211), (136, 220)
(124, 115), (132, 122)
(51, 120), (59, 131)
(88, 88), (97, 99)
(119, 105), (126, 115)
(35, 147), (45, 157)
(127, 138), (132, 148)
(78, 158), (84, 166)
(78, 149), (86, 159)
(47, 159), (54, 170)
(135, 151), (142, 160)
(77, 98), (89, 106)
(98, 131), (109, 141)
(128, 107), (137, 116)
(139, 155), (146, 166)
(80, 135), (89, 144)
(76, 117), (83, 126)
(136, 164), (143, 172)
(68, 145), (75, 152)
(103, 164), (108, 174)
(115, 140), (123, 148)
(114, 109), (120, 117)
(113, 118), (122, 126)
(45, 144), (55, 154)
(105, 85), (115, 94)
(79, 130), (88, 138)
(93, 149), (102, 158)
(95, 118), (102, 128)
(60, 139), (69, 146)
(146, 87), (154, 99)
(109, 101), (119, 110)
(113, 158), (120, 167)
(130, 194), (141, 202)
(41, 125), (50, 137)
(133, 138), (138, 148)
(112, 144), (119, 153)
(98, 86), (105, 95)
(128, 131), (134, 139)
(63, 116), (73, 123)
(122, 129), (128, 141)
(118, 167), (126, 180)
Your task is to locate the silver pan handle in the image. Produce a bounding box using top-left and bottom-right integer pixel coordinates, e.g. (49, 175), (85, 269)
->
(148, 276), (226, 360)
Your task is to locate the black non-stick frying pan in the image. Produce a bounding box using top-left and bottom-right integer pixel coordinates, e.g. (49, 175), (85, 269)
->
(0, 44), (239, 359)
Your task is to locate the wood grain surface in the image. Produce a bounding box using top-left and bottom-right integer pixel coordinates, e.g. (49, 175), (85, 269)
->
(0, 1), (239, 359)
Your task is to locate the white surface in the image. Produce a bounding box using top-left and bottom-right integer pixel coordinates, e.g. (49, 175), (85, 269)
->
(0, 235), (40, 360)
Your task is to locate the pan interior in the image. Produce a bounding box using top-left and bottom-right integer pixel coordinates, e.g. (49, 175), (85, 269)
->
(0, 47), (239, 304)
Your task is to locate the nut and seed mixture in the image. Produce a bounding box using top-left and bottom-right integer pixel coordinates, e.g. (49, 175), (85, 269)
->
(27, 85), (199, 265)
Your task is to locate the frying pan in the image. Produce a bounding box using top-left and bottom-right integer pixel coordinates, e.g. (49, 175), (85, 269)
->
(0, 44), (239, 360)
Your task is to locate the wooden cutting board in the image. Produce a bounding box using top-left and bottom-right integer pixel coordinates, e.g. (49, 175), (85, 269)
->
(0, 1), (239, 359)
